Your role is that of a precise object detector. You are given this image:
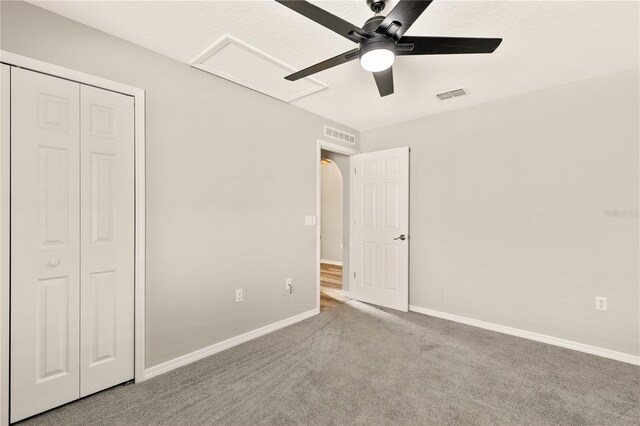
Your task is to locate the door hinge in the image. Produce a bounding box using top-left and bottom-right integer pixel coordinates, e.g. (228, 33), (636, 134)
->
(354, 168), (357, 175)
(353, 272), (356, 279)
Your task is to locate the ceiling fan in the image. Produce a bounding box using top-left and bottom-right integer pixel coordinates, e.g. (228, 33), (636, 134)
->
(275, 0), (502, 97)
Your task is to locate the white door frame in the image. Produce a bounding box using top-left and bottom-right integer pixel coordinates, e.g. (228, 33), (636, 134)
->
(0, 51), (147, 426)
(316, 140), (359, 312)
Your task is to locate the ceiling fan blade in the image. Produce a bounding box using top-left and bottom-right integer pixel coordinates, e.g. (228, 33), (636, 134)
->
(373, 67), (394, 97)
(275, 0), (369, 43)
(396, 36), (503, 55)
(376, 0), (433, 40)
(285, 48), (360, 81)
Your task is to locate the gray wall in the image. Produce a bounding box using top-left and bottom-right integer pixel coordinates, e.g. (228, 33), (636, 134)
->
(320, 159), (343, 264)
(0, 0), (359, 367)
(362, 68), (640, 356)
(323, 150), (351, 292)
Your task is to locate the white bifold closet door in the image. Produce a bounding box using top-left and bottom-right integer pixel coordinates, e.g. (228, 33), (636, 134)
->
(10, 67), (134, 422)
(79, 82), (134, 398)
(11, 66), (81, 422)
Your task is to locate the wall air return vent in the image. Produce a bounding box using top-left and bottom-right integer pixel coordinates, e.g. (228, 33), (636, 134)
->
(436, 88), (467, 100)
(191, 35), (327, 103)
(324, 125), (356, 144)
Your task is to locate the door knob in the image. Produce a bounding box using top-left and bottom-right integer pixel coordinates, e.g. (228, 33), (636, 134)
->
(49, 259), (60, 267)
(393, 234), (407, 241)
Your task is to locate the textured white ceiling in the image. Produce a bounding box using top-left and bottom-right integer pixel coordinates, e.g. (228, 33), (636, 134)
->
(29, 1), (640, 131)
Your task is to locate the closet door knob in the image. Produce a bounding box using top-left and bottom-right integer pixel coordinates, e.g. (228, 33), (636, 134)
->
(49, 259), (60, 267)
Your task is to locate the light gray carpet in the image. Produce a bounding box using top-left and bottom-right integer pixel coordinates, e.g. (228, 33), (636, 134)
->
(20, 301), (640, 425)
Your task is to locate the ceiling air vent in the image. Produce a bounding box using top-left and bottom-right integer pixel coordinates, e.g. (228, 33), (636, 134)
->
(324, 125), (356, 144)
(436, 88), (467, 100)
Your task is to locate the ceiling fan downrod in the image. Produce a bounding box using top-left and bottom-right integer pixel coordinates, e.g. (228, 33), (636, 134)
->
(366, 0), (386, 14)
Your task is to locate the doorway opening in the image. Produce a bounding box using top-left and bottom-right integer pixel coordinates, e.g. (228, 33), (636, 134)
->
(316, 139), (358, 313)
(320, 152), (347, 311)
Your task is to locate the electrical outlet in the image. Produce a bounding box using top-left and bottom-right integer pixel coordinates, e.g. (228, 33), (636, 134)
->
(595, 296), (607, 311)
(235, 289), (243, 303)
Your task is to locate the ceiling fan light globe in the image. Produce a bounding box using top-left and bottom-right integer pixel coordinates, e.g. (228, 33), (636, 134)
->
(360, 48), (395, 73)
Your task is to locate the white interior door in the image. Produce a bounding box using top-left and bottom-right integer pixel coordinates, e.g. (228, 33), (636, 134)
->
(79, 85), (134, 397)
(11, 68), (81, 422)
(351, 147), (409, 312)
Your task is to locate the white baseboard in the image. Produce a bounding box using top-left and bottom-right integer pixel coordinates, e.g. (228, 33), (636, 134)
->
(341, 290), (352, 298)
(320, 259), (342, 266)
(409, 305), (640, 366)
(144, 308), (319, 380)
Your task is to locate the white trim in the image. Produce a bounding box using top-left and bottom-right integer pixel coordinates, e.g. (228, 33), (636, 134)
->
(349, 155), (355, 299)
(0, 64), (10, 426)
(0, 51), (145, 99)
(320, 140), (359, 156)
(341, 290), (352, 298)
(409, 305), (640, 366)
(320, 259), (343, 266)
(316, 144), (321, 313)
(317, 139), (359, 312)
(190, 34), (327, 103)
(133, 89), (147, 384)
(145, 308), (318, 380)
(0, 51), (147, 424)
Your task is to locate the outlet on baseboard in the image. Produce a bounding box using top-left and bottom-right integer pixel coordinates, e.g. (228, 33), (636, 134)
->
(236, 289), (243, 303)
(595, 296), (607, 311)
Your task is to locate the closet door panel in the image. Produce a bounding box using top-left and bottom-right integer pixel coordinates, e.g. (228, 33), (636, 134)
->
(80, 85), (134, 397)
(10, 68), (81, 423)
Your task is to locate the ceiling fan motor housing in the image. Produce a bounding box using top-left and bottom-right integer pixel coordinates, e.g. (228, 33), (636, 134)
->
(359, 35), (396, 58)
(360, 16), (396, 59)
(362, 15), (386, 32)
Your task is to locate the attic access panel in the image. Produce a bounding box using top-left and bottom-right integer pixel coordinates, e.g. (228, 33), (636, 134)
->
(191, 35), (328, 103)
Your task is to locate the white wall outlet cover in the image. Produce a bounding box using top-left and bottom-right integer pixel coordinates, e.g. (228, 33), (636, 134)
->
(304, 215), (317, 226)
(595, 296), (607, 311)
(235, 289), (243, 303)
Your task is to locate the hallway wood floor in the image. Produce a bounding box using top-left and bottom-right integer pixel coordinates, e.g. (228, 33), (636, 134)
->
(320, 263), (348, 311)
